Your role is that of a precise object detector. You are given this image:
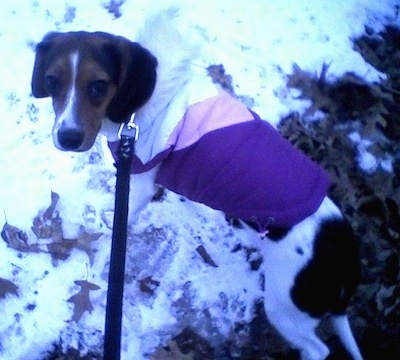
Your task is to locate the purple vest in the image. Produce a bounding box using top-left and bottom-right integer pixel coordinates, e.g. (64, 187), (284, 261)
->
(109, 91), (331, 229)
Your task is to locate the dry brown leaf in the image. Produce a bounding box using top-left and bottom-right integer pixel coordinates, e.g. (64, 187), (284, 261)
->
(43, 191), (60, 220)
(150, 341), (194, 360)
(45, 224), (102, 266)
(207, 64), (235, 97)
(0, 277), (19, 299)
(286, 63), (335, 119)
(376, 285), (396, 315)
(32, 191), (60, 239)
(50, 212), (64, 243)
(75, 226), (103, 266)
(47, 239), (77, 265)
(196, 245), (218, 268)
(1, 220), (42, 253)
(139, 276), (160, 295)
(67, 280), (101, 322)
(31, 215), (52, 238)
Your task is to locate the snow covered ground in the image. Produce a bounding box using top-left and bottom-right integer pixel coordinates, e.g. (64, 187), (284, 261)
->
(0, 1), (398, 359)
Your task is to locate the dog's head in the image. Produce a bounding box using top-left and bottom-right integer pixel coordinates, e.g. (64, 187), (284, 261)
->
(31, 31), (157, 151)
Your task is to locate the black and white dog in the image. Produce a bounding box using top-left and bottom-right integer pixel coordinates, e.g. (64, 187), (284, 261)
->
(31, 9), (363, 360)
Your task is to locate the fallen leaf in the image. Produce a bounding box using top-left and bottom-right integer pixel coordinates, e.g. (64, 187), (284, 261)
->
(207, 64), (235, 97)
(0, 277), (19, 299)
(47, 239), (77, 265)
(150, 341), (194, 360)
(50, 212), (64, 243)
(31, 215), (52, 238)
(43, 191), (60, 220)
(67, 280), (100, 322)
(75, 226), (103, 266)
(46, 226), (102, 266)
(139, 276), (160, 295)
(196, 245), (218, 268)
(1, 221), (42, 253)
(31, 191), (61, 239)
(376, 284), (396, 314)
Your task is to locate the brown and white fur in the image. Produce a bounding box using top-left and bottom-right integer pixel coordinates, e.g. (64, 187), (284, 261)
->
(31, 10), (363, 360)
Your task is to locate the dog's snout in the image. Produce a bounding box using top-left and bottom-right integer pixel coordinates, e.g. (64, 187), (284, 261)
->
(57, 129), (85, 150)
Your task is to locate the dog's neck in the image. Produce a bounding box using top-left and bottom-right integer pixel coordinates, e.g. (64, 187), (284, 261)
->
(136, 9), (198, 127)
(101, 9), (198, 143)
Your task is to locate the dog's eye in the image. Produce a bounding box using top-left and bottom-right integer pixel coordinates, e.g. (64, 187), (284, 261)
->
(45, 75), (60, 96)
(88, 80), (109, 101)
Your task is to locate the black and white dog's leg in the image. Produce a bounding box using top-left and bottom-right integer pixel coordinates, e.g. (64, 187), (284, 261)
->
(262, 201), (330, 360)
(128, 168), (159, 223)
(261, 198), (361, 360)
(266, 309), (329, 360)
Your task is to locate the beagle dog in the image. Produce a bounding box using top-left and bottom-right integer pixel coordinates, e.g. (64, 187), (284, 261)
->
(31, 31), (157, 152)
(31, 11), (363, 360)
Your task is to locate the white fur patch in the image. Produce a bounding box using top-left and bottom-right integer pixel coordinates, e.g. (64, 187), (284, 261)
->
(53, 52), (79, 140)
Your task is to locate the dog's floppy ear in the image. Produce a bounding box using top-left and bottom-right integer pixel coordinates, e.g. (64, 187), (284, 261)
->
(105, 38), (157, 123)
(31, 32), (61, 98)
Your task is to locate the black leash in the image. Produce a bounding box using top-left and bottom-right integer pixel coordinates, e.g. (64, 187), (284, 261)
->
(104, 116), (139, 360)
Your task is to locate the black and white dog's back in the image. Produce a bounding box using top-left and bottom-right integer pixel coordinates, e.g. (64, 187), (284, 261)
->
(31, 9), (363, 360)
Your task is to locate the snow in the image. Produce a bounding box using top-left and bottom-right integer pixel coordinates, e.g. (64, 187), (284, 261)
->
(348, 131), (394, 174)
(0, 1), (398, 359)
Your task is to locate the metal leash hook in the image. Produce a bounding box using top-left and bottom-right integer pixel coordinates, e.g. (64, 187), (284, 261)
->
(104, 113), (139, 360)
(118, 114), (139, 141)
(117, 114), (139, 160)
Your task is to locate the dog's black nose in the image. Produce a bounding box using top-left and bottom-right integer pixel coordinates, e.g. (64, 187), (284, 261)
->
(57, 129), (85, 150)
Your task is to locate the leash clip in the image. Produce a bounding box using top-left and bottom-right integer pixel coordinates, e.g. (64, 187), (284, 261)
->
(118, 114), (139, 141)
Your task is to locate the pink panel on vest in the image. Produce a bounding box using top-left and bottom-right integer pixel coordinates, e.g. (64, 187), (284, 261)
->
(166, 91), (253, 151)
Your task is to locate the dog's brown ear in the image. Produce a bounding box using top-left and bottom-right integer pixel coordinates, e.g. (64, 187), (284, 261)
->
(105, 38), (157, 123)
(31, 32), (61, 98)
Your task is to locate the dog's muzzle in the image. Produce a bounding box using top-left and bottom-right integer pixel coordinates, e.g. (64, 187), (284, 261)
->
(57, 128), (85, 151)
